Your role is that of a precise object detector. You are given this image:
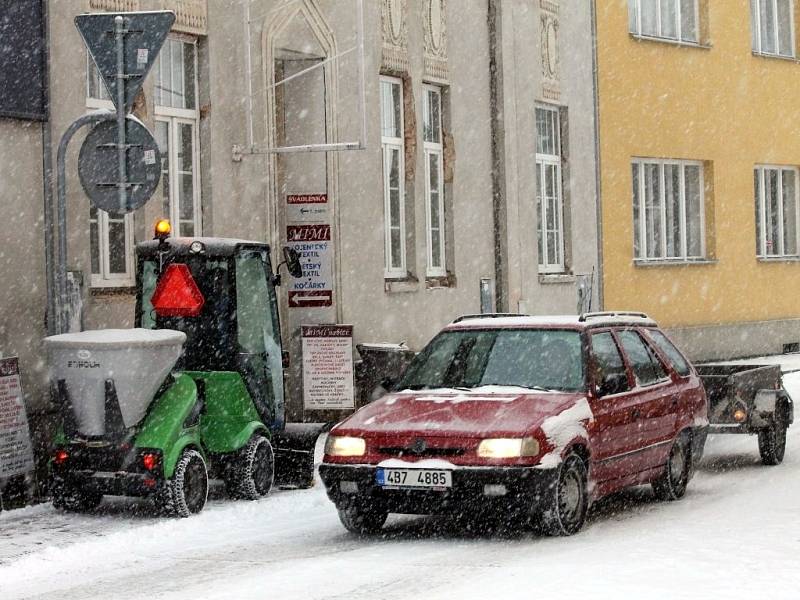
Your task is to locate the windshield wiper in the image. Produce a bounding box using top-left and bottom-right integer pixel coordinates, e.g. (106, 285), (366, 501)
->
(477, 383), (559, 392)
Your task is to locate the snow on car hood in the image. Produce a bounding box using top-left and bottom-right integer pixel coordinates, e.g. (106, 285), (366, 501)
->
(336, 387), (583, 438)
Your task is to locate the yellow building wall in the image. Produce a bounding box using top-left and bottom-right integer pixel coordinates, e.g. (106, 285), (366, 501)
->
(597, 1), (800, 328)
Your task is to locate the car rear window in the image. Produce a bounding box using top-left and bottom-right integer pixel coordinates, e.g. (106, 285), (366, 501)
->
(617, 329), (668, 387)
(647, 329), (692, 377)
(397, 328), (585, 392)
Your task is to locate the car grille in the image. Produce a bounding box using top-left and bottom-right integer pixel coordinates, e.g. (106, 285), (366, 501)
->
(376, 446), (466, 458)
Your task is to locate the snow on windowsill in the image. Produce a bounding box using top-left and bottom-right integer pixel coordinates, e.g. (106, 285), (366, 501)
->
(633, 258), (717, 268)
(757, 255), (800, 263)
(752, 51), (799, 63)
(538, 273), (575, 285)
(629, 33), (712, 50)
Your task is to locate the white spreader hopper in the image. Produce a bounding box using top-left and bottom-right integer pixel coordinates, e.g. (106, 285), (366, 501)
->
(45, 329), (186, 437)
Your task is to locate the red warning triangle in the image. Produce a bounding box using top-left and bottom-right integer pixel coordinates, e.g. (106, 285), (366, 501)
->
(150, 264), (205, 317)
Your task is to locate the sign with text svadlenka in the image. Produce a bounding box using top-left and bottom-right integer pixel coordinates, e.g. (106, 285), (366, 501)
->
(0, 358), (35, 478)
(302, 325), (354, 411)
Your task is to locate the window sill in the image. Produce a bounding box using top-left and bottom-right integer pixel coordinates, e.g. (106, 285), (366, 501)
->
(630, 33), (711, 50)
(752, 51), (798, 63)
(538, 273), (575, 285)
(757, 255), (800, 263)
(384, 275), (419, 294)
(426, 272), (457, 289)
(90, 286), (136, 298)
(633, 258), (717, 268)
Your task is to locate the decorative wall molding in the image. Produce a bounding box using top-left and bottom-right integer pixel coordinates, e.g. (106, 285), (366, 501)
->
(88, 0), (140, 11)
(161, 0), (208, 36)
(382, 0), (409, 72)
(539, 0), (560, 102)
(423, 0), (448, 83)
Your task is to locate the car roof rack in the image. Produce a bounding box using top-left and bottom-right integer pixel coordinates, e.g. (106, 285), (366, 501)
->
(578, 311), (651, 322)
(452, 313), (529, 323)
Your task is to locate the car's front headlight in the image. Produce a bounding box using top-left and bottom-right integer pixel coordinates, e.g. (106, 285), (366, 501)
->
(324, 435), (366, 457)
(477, 437), (539, 459)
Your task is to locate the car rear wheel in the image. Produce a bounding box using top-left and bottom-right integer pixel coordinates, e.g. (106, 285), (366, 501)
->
(540, 453), (588, 536)
(758, 418), (787, 466)
(225, 434), (275, 500)
(338, 504), (388, 535)
(159, 448), (208, 518)
(653, 433), (691, 501)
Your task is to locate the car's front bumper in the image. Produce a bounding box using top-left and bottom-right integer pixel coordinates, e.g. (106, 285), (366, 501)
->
(318, 463), (558, 517)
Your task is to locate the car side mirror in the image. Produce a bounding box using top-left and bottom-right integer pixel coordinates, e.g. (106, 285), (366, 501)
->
(283, 246), (303, 279)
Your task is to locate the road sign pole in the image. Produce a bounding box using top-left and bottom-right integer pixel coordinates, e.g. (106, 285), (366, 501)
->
(55, 112), (115, 334)
(115, 16), (127, 216)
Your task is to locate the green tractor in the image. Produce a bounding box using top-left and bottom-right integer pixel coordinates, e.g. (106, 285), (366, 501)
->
(46, 224), (324, 517)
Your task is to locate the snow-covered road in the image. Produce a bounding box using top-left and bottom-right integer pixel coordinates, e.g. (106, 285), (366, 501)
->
(3, 375), (800, 600)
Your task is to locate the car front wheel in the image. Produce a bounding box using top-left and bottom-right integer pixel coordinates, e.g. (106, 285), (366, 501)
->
(337, 504), (388, 535)
(540, 453), (589, 536)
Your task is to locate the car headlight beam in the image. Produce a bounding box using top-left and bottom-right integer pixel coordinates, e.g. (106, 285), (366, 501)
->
(325, 435), (366, 457)
(477, 437), (539, 458)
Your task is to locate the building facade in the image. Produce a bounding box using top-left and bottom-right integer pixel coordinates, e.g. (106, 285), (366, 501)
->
(595, 0), (800, 360)
(0, 0), (600, 487)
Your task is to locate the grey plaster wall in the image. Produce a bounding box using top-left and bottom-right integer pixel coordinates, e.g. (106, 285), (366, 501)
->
(494, 0), (600, 317)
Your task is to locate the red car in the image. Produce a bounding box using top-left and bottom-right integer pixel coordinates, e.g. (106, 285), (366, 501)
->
(319, 312), (708, 536)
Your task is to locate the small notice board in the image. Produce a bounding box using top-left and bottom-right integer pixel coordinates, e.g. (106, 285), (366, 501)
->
(0, 357), (34, 478)
(302, 325), (355, 410)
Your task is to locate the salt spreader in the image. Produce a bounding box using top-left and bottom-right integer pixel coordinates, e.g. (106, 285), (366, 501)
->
(47, 220), (324, 516)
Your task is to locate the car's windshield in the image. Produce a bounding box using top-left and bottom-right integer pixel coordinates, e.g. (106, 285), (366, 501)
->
(397, 328), (585, 392)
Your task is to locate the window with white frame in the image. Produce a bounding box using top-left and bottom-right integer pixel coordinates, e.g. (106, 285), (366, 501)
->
(154, 37), (201, 237)
(628, 0), (699, 43)
(751, 0), (795, 57)
(381, 76), (406, 278)
(86, 53), (134, 287)
(423, 84), (445, 277)
(89, 206), (135, 286)
(536, 105), (565, 273)
(632, 159), (705, 261)
(755, 165), (799, 257)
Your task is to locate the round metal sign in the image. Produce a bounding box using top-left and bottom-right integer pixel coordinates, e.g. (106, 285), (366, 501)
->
(78, 117), (161, 215)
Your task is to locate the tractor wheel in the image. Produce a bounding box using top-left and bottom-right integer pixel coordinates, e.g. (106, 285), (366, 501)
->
(159, 448), (208, 518)
(758, 416), (788, 466)
(653, 433), (691, 501)
(225, 435), (275, 500)
(338, 504), (388, 535)
(540, 453), (589, 536)
(52, 482), (103, 512)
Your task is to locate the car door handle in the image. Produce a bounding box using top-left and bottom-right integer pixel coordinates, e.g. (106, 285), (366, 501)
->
(632, 408), (641, 420)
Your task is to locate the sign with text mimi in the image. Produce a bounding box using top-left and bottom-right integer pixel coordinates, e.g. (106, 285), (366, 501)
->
(286, 194), (333, 308)
(0, 358), (34, 478)
(302, 325), (354, 410)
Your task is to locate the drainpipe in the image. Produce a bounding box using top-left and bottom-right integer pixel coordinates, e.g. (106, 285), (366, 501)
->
(590, 0), (604, 310)
(42, 0), (56, 336)
(488, 0), (508, 312)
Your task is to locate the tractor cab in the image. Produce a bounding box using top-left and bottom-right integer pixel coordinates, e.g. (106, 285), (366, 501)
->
(135, 224), (301, 431)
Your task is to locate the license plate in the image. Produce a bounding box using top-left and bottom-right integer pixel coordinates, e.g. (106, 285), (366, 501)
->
(376, 468), (452, 489)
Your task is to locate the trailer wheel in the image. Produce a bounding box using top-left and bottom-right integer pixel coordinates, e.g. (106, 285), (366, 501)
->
(160, 449), (208, 517)
(52, 483), (102, 512)
(653, 433), (691, 501)
(338, 504), (388, 535)
(540, 453), (589, 536)
(225, 435), (274, 500)
(758, 416), (787, 466)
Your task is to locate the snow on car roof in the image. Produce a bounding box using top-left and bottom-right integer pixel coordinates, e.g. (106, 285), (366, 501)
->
(447, 314), (657, 330)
